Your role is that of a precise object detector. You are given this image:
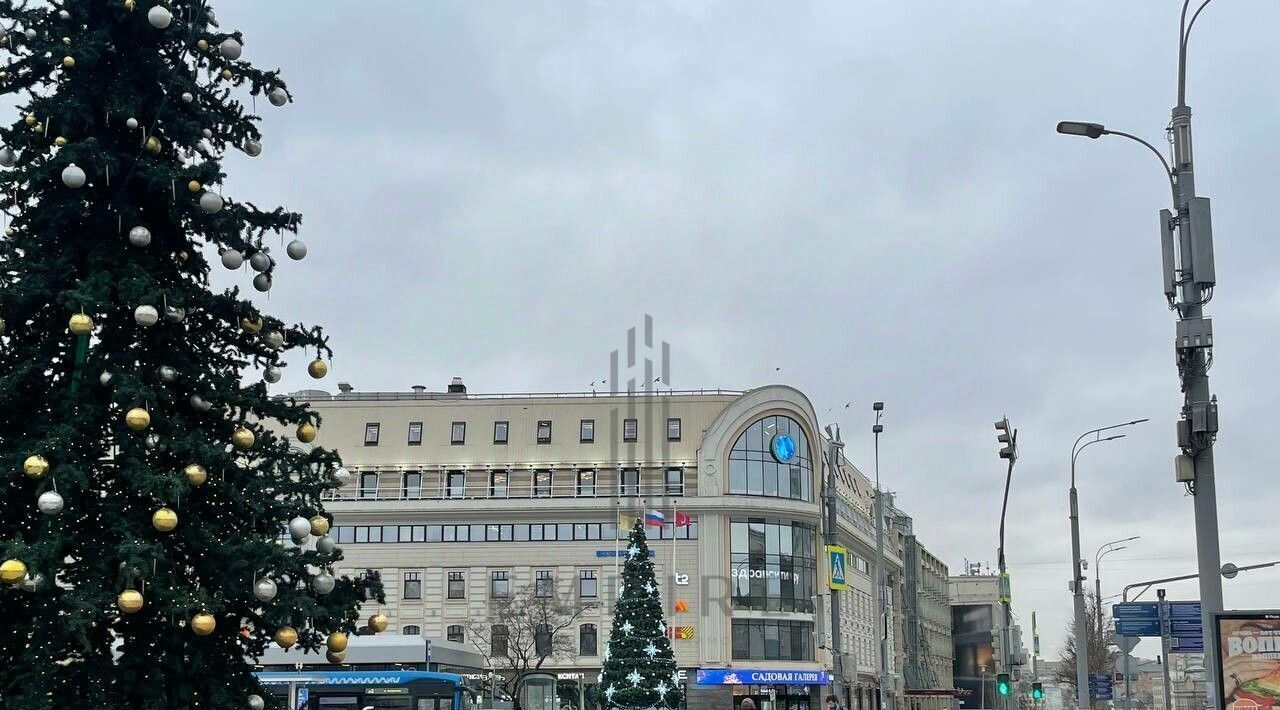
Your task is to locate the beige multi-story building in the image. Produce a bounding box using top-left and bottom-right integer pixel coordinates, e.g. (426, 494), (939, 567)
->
(277, 379), (935, 710)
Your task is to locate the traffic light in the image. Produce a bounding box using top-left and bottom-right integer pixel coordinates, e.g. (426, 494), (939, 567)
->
(1032, 683), (1044, 700)
(995, 418), (1017, 460)
(996, 673), (1012, 696)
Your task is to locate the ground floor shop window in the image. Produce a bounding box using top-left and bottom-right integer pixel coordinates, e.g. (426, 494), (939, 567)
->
(732, 685), (817, 710)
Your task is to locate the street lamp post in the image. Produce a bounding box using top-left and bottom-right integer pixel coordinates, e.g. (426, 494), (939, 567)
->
(1095, 537), (1141, 643)
(872, 403), (890, 710)
(1070, 420), (1147, 710)
(1057, 3), (1227, 706)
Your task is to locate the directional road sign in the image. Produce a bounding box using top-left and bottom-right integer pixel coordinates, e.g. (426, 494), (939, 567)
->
(1089, 674), (1114, 700)
(1114, 602), (1161, 637)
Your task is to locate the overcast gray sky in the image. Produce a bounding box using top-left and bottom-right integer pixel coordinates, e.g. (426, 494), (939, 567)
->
(215, 1), (1280, 659)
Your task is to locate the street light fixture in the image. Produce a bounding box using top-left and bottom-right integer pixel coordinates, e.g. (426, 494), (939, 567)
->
(1056, 121), (1105, 139)
(1096, 536), (1142, 641)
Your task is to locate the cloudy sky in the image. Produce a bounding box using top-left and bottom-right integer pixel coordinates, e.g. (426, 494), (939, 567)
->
(213, 1), (1280, 659)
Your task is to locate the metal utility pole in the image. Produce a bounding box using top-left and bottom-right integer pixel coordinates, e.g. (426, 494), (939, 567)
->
(824, 424), (846, 705)
(1056, 3), (1228, 706)
(994, 417), (1017, 710)
(873, 403), (889, 710)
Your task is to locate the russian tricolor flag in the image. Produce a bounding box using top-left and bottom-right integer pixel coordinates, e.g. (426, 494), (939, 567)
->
(644, 509), (665, 526)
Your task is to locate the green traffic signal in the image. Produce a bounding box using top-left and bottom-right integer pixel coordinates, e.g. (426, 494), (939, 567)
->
(996, 674), (1012, 696)
(1032, 683), (1044, 700)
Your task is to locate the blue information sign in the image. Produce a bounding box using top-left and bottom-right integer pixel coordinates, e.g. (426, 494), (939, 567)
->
(696, 669), (831, 686)
(1167, 601), (1204, 654)
(1089, 674), (1113, 700)
(1114, 602), (1162, 637)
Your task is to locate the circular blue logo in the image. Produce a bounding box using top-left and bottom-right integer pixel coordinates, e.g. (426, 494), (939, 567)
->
(771, 433), (797, 463)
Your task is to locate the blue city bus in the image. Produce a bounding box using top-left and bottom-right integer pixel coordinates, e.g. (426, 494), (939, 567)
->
(255, 670), (478, 710)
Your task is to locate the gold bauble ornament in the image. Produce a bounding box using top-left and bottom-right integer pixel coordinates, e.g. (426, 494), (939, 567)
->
(68, 313), (94, 335)
(274, 626), (298, 648)
(296, 423), (317, 443)
(307, 358), (328, 379)
(151, 507), (178, 532)
(326, 631), (348, 652)
(117, 589), (144, 613)
(232, 428), (255, 450)
(221, 69), (233, 80)
(240, 316), (263, 334)
(62, 37), (71, 46)
(54, 136), (68, 147)
(124, 0), (136, 10)
(24, 114), (35, 125)
(326, 650), (346, 665)
(0, 559), (27, 585)
(369, 614), (389, 633)
(191, 613), (216, 636)
(23, 455), (49, 479)
(197, 39), (209, 50)
(33, 123), (44, 135)
(125, 407), (151, 431)
(187, 180), (201, 193)
(62, 56), (75, 68)
(184, 463), (208, 486)
(145, 136), (161, 153)
(309, 515), (330, 536)
(4, 227), (14, 237)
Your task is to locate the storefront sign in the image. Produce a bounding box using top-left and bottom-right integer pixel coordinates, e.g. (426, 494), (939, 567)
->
(675, 572), (690, 585)
(695, 669), (831, 686)
(1214, 611), (1280, 710)
(826, 545), (848, 590)
(731, 568), (794, 581)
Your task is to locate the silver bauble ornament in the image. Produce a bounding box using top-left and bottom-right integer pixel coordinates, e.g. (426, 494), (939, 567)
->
(315, 536), (337, 555)
(248, 695), (266, 710)
(248, 251), (272, 273)
(286, 239), (308, 260)
(134, 305), (159, 327)
(199, 191), (223, 214)
(288, 516), (311, 540)
(144, 433), (161, 450)
(253, 577), (277, 602)
(61, 163), (86, 188)
(190, 394), (213, 413)
(128, 225), (151, 247)
(180, 91), (193, 104)
(164, 306), (185, 324)
(20, 573), (43, 592)
(219, 38), (242, 60)
(38, 491), (64, 516)
(332, 467), (351, 485)
(263, 366), (281, 384)
(126, 117), (139, 129)
(244, 139), (262, 157)
(99, 371), (113, 386)
(24, 29), (35, 40)
(268, 87), (288, 107)
(201, 128), (213, 139)
(0, 146), (16, 167)
(220, 249), (244, 269)
(312, 573), (336, 595)
(158, 365), (177, 383)
(59, 10), (71, 20)
(147, 5), (172, 29)
(252, 273), (272, 293)
(262, 330), (284, 350)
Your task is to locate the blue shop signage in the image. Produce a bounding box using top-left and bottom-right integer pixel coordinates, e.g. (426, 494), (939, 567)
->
(695, 669), (831, 686)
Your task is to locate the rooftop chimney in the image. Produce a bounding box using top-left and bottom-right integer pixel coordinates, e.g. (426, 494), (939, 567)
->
(337, 382), (354, 394)
(447, 377), (466, 394)
(411, 385), (426, 394)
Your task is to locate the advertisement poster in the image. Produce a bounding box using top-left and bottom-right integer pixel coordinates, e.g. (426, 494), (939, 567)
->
(1215, 611), (1280, 710)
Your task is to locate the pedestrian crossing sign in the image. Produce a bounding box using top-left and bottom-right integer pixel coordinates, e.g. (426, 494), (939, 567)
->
(826, 545), (848, 590)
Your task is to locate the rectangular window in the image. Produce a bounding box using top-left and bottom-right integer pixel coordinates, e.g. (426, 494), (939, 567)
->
(535, 570), (554, 598)
(534, 470), (552, 497)
(620, 468), (639, 496)
(493, 420), (509, 444)
(665, 468), (684, 496)
(579, 570), (598, 598)
(447, 471), (466, 499)
(403, 625), (421, 636)
(447, 625), (464, 643)
(580, 419), (595, 443)
(407, 421), (423, 446)
(490, 471), (508, 498)
(448, 571), (465, 599)
(491, 624), (508, 656)
(403, 572), (422, 600)
(579, 624), (598, 656)
(364, 423), (380, 446)
(490, 571), (510, 599)
(667, 418), (682, 441)
(623, 418), (638, 442)
(451, 421), (466, 445)
(359, 472), (379, 499)
(537, 420), (552, 444)
(577, 469), (596, 497)
(403, 472), (422, 499)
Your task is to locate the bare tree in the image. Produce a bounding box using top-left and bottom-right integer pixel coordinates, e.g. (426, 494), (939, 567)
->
(1056, 591), (1120, 703)
(467, 583), (597, 698)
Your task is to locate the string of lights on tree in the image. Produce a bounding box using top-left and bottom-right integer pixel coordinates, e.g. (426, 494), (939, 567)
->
(598, 520), (683, 710)
(0, 2), (383, 708)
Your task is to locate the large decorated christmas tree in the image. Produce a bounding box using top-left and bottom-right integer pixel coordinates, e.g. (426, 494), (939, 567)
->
(600, 520), (683, 710)
(0, 2), (382, 708)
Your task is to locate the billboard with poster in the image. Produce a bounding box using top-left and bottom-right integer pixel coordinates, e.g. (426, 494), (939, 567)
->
(1215, 611), (1280, 710)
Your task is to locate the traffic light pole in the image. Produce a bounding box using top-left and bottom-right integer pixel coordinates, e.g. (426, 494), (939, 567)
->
(873, 403), (889, 710)
(995, 418), (1017, 710)
(824, 427), (845, 706)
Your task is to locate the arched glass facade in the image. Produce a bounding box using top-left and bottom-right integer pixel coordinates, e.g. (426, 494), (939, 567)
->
(727, 415), (813, 501)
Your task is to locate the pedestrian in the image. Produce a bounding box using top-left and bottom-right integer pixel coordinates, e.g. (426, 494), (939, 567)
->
(741, 698), (756, 710)
(825, 694), (844, 710)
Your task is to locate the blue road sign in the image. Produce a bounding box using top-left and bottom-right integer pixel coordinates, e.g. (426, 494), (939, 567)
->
(1166, 601), (1204, 654)
(1114, 602), (1159, 620)
(1089, 674), (1114, 700)
(1116, 619), (1162, 636)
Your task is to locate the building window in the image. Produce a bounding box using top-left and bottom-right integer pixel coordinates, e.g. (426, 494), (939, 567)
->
(359, 472), (379, 499)
(407, 421), (423, 446)
(665, 468), (684, 496)
(854, 556), (870, 574)
(535, 570), (554, 598)
(580, 419), (595, 443)
(490, 571), (510, 599)
(667, 418), (682, 441)
(403, 625), (421, 636)
(494, 421), (509, 445)
(535, 623), (552, 657)
(534, 470), (552, 497)
(403, 571), (422, 600)
(448, 571), (465, 599)
(577, 469), (596, 497)
(403, 472), (422, 499)
(728, 415), (814, 501)
(490, 471), (508, 498)
(447, 624), (464, 643)
(580, 624), (598, 656)
(619, 468), (639, 496)
(451, 421), (466, 445)
(491, 624), (509, 656)
(730, 518), (818, 613)
(731, 619), (814, 661)
(364, 423), (380, 446)
(623, 418), (638, 442)
(579, 570), (598, 598)
(447, 471), (466, 499)
(537, 420), (552, 444)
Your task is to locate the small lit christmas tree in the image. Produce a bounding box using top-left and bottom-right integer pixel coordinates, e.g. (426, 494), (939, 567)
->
(599, 520), (683, 710)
